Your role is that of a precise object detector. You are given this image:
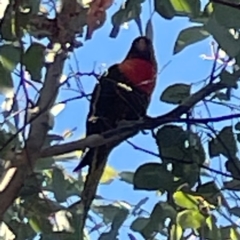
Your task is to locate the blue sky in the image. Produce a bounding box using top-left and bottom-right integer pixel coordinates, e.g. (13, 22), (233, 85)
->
(35, 0), (239, 239)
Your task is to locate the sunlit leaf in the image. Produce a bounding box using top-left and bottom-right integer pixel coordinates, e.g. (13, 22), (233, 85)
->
(0, 64), (14, 96)
(0, 44), (21, 71)
(170, 0), (200, 17)
(169, 224), (182, 240)
(100, 165), (118, 184)
(50, 103), (66, 117)
(0, 222), (15, 240)
(173, 191), (199, 210)
(52, 210), (73, 233)
(177, 209), (205, 229)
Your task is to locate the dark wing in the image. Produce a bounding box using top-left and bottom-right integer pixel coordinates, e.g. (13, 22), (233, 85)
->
(86, 64), (149, 135)
(73, 64), (150, 172)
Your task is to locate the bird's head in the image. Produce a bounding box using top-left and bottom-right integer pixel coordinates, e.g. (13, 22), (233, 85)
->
(126, 36), (156, 64)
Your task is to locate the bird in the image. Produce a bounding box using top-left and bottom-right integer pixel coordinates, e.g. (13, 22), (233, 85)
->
(73, 36), (157, 232)
(74, 36), (157, 172)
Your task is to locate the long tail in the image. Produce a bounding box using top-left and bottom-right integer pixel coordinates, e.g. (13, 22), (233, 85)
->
(76, 145), (112, 237)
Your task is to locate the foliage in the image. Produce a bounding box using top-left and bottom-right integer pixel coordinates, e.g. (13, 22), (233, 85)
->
(0, 0), (240, 240)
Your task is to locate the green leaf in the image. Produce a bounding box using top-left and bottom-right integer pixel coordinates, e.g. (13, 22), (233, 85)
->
(225, 158), (240, 180)
(220, 226), (240, 240)
(151, 202), (176, 222)
(219, 70), (239, 89)
(173, 26), (209, 54)
(230, 227), (240, 240)
(170, 224), (183, 240)
(93, 203), (129, 225)
(223, 179), (240, 191)
(0, 45), (21, 71)
(28, 216), (42, 233)
(0, 64), (13, 96)
(0, 130), (18, 159)
(154, 0), (175, 20)
(52, 167), (68, 202)
(177, 209), (205, 229)
(23, 43), (45, 82)
(235, 122), (240, 131)
(134, 16), (143, 36)
(133, 163), (175, 191)
(213, 2), (240, 28)
(173, 191), (199, 210)
(214, 91), (230, 101)
(145, 18), (153, 41)
(131, 202), (176, 239)
(20, 0), (41, 15)
(34, 157), (55, 171)
(0, 3), (17, 41)
(110, 0), (144, 38)
(132, 197), (149, 215)
(156, 125), (205, 172)
(119, 171), (134, 184)
(229, 207), (240, 217)
(203, 215), (221, 239)
(99, 207), (128, 240)
(190, 2), (213, 24)
(208, 126), (237, 159)
(196, 181), (222, 206)
(130, 217), (149, 232)
(10, 221), (36, 240)
(160, 83), (191, 104)
(237, 133), (240, 143)
(205, 16), (240, 58)
(142, 202), (176, 239)
(170, 0), (201, 17)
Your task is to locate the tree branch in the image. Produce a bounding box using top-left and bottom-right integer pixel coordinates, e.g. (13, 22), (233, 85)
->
(0, 51), (67, 218)
(41, 82), (229, 159)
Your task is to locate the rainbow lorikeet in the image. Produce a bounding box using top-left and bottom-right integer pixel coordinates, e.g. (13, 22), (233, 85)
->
(74, 36), (157, 172)
(73, 36), (158, 230)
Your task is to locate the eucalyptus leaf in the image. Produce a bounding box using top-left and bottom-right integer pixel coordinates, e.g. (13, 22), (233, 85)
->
(23, 43), (45, 82)
(154, 0), (175, 19)
(160, 83), (191, 104)
(174, 26), (209, 54)
(177, 209), (205, 229)
(133, 163), (175, 191)
(205, 16), (240, 58)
